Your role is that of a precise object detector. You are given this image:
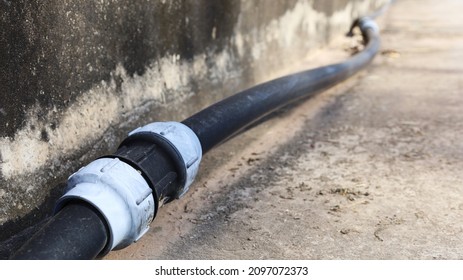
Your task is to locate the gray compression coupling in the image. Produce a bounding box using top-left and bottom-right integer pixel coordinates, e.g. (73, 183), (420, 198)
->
(55, 158), (155, 254)
(129, 121), (202, 198)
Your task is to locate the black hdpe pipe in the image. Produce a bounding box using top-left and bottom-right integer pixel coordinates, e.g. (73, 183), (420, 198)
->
(183, 18), (379, 153)
(11, 17), (380, 260)
(12, 203), (108, 259)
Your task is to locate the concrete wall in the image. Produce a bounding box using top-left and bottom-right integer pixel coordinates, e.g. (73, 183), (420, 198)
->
(0, 0), (388, 241)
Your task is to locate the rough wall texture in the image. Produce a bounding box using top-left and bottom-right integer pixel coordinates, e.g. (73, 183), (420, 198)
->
(0, 0), (388, 241)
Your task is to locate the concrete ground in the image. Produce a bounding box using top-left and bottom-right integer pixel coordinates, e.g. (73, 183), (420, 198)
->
(106, 0), (463, 259)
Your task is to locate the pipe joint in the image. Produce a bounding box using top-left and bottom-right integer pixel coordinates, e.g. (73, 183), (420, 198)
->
(55, 158), (155, 255)
(128, 121), (202, 198)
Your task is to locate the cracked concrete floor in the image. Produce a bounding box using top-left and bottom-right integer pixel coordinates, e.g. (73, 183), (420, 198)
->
(107, 0), (463, 259)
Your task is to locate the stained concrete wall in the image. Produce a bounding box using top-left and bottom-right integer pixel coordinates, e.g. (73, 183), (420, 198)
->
(0, 0), (388, 242)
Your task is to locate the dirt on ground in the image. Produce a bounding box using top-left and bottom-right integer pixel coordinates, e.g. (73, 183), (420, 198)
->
(106, 0), (463, 259)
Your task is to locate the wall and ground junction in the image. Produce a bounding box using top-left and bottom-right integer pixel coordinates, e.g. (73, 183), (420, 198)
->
(0, 0), (388, 251)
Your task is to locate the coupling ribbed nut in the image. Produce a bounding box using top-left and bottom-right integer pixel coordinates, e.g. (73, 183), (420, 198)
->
(128, 121), (202, 198)
(55, 158), (155, 255)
